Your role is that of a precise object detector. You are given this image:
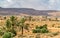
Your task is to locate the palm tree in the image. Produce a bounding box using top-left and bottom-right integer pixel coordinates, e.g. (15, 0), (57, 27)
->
(9, 16), (18, 30)
(56, 17), (58, 21)
(17, 17), (29, 36)
(10, 16), (17, 27)
(5, 16), (17, 31)
(29, 16), (32, 21)
(6, 19), (11, 31)
(5, 16), (17, 37)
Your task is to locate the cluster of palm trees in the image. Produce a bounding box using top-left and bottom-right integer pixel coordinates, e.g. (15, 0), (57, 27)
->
(0, 16), (29, 38)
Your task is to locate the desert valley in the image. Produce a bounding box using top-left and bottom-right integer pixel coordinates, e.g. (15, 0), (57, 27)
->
(0, 8), (60, 38)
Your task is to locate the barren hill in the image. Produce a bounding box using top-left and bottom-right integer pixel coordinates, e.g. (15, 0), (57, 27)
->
(0, 7), (60, 16)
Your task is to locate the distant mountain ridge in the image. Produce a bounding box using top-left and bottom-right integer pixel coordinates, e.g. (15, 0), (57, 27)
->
(0, 7), (60, 16)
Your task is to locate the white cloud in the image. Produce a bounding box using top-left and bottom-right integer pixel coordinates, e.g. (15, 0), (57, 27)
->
(6, 0), (12, 2)
(48, 0), (60, 10)
(0, 0), (60, 10)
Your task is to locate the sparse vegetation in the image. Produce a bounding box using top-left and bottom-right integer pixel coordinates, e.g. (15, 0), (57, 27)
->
(0, 16), (60, 38)
(52, 32), (59, 36)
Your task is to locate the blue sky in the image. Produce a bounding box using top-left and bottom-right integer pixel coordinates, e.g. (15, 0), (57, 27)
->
(0, 0), (60, 10)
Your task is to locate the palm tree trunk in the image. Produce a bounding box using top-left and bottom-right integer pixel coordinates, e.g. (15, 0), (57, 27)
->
(21, 27), (23, 38)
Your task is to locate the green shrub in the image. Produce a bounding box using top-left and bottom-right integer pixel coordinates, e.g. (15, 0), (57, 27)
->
(33, 24), (49, 33)
(58, 26), (60, 28)
(3, 32), (13, 38)
(52, 32), (59, 36)
(32, 19), (35, 21)
(10, 29), (17, 37)
(33, 29), (41, 33)
(36, 34), (40, 38)
(0, 29), (4, 36)
(33, 29), (37, 33)
(41, 28), (49, 33)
